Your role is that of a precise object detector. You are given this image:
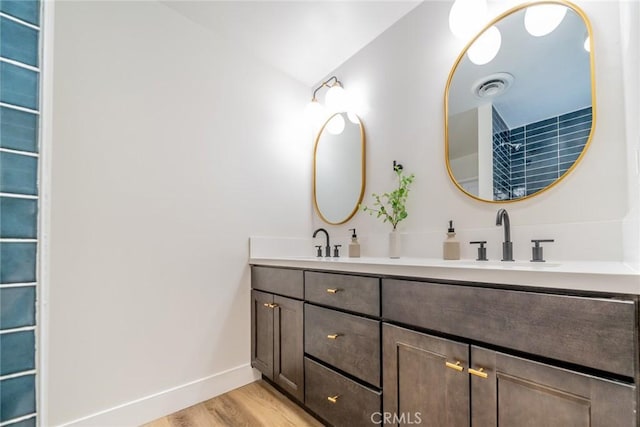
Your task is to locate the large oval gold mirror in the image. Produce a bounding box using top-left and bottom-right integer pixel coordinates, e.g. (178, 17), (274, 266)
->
(313, 112), (365, 224)
(445, 0), (595, 202)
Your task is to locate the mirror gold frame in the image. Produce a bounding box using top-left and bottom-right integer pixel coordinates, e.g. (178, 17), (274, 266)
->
(313, 112), (366, 224)
(444, 0), (596, 203)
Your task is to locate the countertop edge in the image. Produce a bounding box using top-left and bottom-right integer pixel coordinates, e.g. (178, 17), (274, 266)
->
(249, 257), (640, 295)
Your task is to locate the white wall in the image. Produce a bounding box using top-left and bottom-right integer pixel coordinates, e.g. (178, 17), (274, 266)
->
(311, 0), (639, 263)
(46, 1), (311, 425)
(620, 0), (640, 267)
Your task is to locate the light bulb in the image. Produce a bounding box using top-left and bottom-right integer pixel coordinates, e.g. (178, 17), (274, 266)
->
(304, 99), (325, 127)
(584, 35), (590, 52)
(326, 114), (345, 135)
(325, 84), (347, 112)
(449, 0), (488, 41)
(467, 26), (501, 65)
(524, 4), (567, 37)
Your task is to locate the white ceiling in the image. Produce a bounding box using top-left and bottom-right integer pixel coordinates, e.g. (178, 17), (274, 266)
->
(160, 0), (422, 87)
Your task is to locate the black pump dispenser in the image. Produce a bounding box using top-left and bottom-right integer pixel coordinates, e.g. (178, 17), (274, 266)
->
(349, 228), (357, 239)
(448, 220), (455, 233)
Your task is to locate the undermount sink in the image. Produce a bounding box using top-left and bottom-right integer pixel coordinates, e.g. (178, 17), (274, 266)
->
(446, 260), (562, 268)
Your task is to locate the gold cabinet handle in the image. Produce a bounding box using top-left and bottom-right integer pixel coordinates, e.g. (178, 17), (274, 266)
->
(269, 303), (279, 309)
(327, 395), (340, 403)
(263, 303), (270, 308)
(469, 367), (488, 379)
(327, 333), (341, 340)
(445, 361), (464, 372)
(263, 303), (278, 309)
(326, 288), (340, 294)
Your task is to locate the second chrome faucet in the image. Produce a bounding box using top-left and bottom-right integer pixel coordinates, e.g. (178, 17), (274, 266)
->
(496, 208), (514, 261)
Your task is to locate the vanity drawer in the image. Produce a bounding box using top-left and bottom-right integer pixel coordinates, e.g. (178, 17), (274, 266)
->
(305, 271), (380, 316)
(251, 266), (303, 299)
(305, 304), (381, 387)
(305, 357), (381, 427)
(382, 279), (636, 377)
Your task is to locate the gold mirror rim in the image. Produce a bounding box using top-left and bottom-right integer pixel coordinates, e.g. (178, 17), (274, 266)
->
(313, 112), (366, 224)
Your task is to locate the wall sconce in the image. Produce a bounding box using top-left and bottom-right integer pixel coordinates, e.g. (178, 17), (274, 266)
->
(448, 0), (501, 65)
(449, 0), (488, 41)
(304, 75), (350, 132)
(467, 26), (502, 65)
(524, 4), (568, 37)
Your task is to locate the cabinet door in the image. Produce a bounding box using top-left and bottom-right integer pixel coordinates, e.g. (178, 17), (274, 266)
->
(383, 324), (470, 427)
(274, 295), (304, 402)
(471, 346), (637, 427)
(251, 290), (274, 379)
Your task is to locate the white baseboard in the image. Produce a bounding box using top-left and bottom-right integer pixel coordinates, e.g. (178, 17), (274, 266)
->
(57, 364), (261, 427)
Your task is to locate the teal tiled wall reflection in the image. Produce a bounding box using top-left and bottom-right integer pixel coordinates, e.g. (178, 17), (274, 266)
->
(0, 107), (39, 153)
(0, 375), (36, 422)
(0, 331), (35, 376)
(1, 1), (40, 423)
(0, 287), (35, 329)
(0, 197), (37, 238)
(0, 243), (37, 283)
(1, 17), (39, 67)
(0, 1), (40, 26)
(0, 152), (38, 195)
(0, 62), (39, 110)
(492, 107), (592, 198)
(3, 417), (36, 427)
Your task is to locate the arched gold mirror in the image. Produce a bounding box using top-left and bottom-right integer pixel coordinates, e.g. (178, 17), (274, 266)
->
(313, 112), (365, 224)
(445, 0), (595, 202)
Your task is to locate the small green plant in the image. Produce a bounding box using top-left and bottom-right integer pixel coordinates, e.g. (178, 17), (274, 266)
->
(361, 165), (415, 230)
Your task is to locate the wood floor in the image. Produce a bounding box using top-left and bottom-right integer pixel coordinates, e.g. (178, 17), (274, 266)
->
(142, 380), (323, 427)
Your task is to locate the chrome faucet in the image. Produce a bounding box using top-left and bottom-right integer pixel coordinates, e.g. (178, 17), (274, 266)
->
(312, 228), (331, 257)
(496, 208), (514, 261)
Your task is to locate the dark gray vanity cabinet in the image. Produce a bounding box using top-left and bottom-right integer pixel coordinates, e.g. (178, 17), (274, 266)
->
(382, 279), (638, 427)
(251, 290), (274, 376)
(250, 265), (639, 426)
(303, 271), (382, 426)
(250, 267), (304, 402)
(383, 324), (470, 426)
(470, 346), (636, 427)
(305, 304), (381, 387)
(383, 324), (636, 427)
(382, 278), (637, 377)
(305, 357), (381, 427)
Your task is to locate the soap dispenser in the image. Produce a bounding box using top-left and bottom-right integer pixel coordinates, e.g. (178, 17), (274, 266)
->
(443, 220), (460, 260)
(348, 228), (360, 258)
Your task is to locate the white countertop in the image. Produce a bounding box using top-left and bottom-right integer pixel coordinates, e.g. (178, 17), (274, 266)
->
(249, 256), (640, 295)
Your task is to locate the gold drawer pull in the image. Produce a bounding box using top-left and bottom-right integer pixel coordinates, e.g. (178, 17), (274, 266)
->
(469, 367), (488, 379)
(263, 303), (278, 309)
(326, 288), (340, 294)
(327, 333), (341, 340)
(445, 361), (464, 372)
(327, 395), (340, 403)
